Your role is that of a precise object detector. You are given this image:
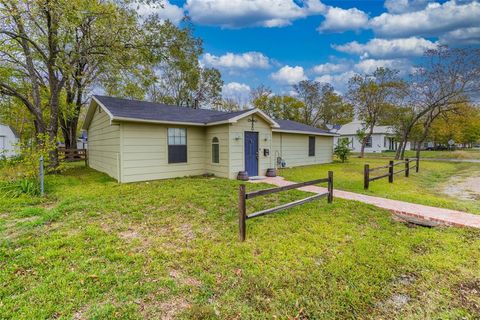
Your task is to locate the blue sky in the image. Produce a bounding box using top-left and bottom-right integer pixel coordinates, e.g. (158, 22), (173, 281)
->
(141, 0), (480, 103)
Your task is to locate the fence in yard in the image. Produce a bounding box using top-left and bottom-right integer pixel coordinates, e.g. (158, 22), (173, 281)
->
(238, 172), (333, 241)
(58, 148), (88, 166)
(364, 158), (419, 190)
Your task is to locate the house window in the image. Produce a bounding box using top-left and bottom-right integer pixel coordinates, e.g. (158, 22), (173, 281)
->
(168, 128), (187, 163)
(212, 137), (219, 163)
(308, 136), (315, 156)
(365, 136), (372, 148)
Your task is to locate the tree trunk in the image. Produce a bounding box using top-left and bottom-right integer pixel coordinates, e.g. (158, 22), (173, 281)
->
(395, 139), (404, 160)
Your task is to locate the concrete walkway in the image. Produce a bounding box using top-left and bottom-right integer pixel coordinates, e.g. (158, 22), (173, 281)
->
(250, 176), (480, 229)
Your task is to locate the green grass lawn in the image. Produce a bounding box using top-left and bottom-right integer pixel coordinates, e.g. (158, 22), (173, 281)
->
(1, 163), (480, 319)
(280, 158), (480, 215)
(356, 149), (480, 160)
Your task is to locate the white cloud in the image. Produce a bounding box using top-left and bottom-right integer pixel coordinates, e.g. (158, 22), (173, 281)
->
(201, 52), (271, 69)
(439, 27), (480, 45)
(312, 62), (351, 75)
(315, 71), (356, 93)
(384, 0), (433, 13)
(318, 6), (369, 33)
(185, 0), (326, 28)
(270, 65), (307, 84)
(370, 0), (480, 38)
(333, 37), (437, 59)
(353, 58), (414, 75)
(313, 58), (416, 93)
(222, 82), (251, 103)
(134, 1), (184, 24)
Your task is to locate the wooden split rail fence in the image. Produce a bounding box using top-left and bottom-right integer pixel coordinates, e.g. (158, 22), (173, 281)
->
(238, 172), (333, 241)
(364, 158), (419, 190)
(58, 148), (88, 166)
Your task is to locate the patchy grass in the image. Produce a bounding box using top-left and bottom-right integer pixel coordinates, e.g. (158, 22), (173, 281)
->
(280, 158), (480, 215)
(357, 149), (480, 160)
(1, 163), (480, 319)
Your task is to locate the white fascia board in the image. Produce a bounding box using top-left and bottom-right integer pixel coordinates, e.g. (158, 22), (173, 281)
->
(92, 96), (115, 120)
(212, 108), (280, 128)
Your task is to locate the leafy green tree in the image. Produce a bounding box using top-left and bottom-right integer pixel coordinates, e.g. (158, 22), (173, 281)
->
(348, 67), (407, 158)
(253, 95), (304, 122)
(0, 0), (144, 164)
(144, 20), (223, 108)
(292, 81), (353, 127)
(293, 80), (323, 126)
(334, 138), (351, 162)
(316, 84), (353, 127)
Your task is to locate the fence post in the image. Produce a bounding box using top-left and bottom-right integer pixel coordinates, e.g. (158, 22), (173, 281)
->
(364, 164), (370, 190)
(239, 184), (246, 242)
(39, 156), (44, 196)
(416, 157), (419, 173)
(328, 171), (333, 203)
(84, 149), (88, 167)
(405, 158), (410, 177)
(389, 160), (394, 183)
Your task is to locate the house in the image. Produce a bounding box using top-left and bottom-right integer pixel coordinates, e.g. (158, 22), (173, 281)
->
(331, 120), (410, 153)
(0, 124), (19, 158)
(82, 96), (336, 183)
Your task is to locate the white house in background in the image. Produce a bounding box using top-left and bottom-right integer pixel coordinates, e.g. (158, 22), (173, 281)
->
(331, 121), (410, 153)
(0, 124), (19, 157)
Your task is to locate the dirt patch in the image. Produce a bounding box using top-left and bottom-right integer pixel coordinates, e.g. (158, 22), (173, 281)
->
(443, 174), (480, 201)
(72, 304), (90, 320)
(119, 230), (141, 240)
(455, 279), (480, 314)
(140, 292), (190, 320)
(169, 269), (201, 287)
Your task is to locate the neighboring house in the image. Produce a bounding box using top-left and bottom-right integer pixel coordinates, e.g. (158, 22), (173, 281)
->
(331, 120), (410, 153)
(82, 96), (336, 183)
(0, 124), (19, 158)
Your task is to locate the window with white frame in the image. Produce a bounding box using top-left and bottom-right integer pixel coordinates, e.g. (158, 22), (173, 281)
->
(168, 128), (187, 163)
(212, 137), (219, 163)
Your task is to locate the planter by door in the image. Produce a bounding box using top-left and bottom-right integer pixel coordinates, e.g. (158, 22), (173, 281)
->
(244, 131), (259, 176)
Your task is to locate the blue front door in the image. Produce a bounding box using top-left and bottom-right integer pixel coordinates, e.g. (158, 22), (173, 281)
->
(244, 131), (259, 176)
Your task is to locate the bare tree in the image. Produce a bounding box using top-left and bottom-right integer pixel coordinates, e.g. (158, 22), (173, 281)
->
(394, 46), (480, 159)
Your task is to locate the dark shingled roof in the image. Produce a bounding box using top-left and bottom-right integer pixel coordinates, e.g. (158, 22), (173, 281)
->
(94, 95), (236, 124)
(93, 95), (335, 135)
(274, 119), (333, 135)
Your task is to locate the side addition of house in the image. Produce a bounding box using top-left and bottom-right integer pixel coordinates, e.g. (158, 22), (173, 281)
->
(82, 96), (337, 183)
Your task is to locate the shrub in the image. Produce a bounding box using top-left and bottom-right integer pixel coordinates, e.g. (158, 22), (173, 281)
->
(334, 139), (351, 162)
(0, 134), (62, 197)
(0, 178), (40, 198)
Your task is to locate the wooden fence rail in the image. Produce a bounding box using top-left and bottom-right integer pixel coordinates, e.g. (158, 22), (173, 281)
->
(239, 171), (333, 241)
(364, 158), (419, 190)
(58, 148), (88, 166)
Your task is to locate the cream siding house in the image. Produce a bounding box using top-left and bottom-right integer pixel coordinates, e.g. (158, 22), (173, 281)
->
(83, 96), (337, 183)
